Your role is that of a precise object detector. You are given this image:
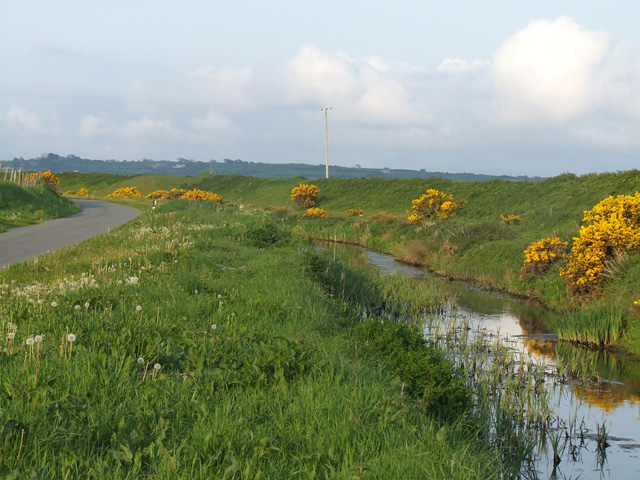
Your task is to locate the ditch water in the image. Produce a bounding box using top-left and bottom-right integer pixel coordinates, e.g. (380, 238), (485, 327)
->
(319, 241), (640, 480)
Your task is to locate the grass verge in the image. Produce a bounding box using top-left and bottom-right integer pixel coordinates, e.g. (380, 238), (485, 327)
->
(0, 201), (508, 479)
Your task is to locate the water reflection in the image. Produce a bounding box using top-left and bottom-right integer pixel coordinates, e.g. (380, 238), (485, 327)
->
(316, 241), (640, 479)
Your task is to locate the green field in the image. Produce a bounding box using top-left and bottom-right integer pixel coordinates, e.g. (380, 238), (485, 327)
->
(57, 169), (640, 356)
(0, 200), (521, 479)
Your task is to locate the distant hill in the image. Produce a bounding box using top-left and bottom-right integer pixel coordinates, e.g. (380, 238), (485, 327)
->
(3, 153), (543, 182)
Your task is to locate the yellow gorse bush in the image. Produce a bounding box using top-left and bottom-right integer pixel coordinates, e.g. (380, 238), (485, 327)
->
(30, 171), (60, 188)
(180, 189), (223, 202)
(560, 192), (640, 297)
(521, 237), (567, 276)
(291, 184), (320, 209)
(501, 214), (521, 225)
(304, 207), (329, 218)
(107, 187), (143, 198)
(76, 188), (90, 196)
(146, 188), (186, 200)
(409, 188), (462, 223)
(347, 208), (364, 216)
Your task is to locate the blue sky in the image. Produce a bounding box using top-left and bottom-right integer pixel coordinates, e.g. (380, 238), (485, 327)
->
(2, 1), (640, 176)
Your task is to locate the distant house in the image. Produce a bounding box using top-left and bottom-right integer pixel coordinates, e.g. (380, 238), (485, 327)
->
(380, 168), (392, 175)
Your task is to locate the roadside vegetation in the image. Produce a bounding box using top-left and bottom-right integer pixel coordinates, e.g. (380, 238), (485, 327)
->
(0, 180), (79, 232)
(57, 169), (640, 356)
(0, 201), (521, 478)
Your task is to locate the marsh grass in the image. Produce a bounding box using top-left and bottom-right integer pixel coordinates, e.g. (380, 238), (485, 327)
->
(0, 202), (507, 479)
(555, 307), (626, 349)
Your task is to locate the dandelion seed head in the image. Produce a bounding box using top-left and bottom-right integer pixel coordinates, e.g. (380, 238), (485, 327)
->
(26, 337), (34, 346)
(51, 301), (57, 308)
(75, 305), (81, 311)
(7, 332), (15, 339)
(153, 363), (161, 370)
(67, 334), (76, 342)
(137, 357), (145, 364)
(37, 299), (43, 305)
(217, 294), (222, 299)
(136, 305), (142, 312)
(35, 335), (43, 343)
(211, 324), (217, 331)
(84, 302), (90, 308)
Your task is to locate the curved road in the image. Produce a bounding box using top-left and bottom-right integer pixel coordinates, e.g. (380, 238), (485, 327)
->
(0, 200), (140, 270)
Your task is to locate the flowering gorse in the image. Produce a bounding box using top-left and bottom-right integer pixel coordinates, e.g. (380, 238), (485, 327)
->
(521, 237), (567, 277)
(146, 188), (186, 200)
(108, 187), (144, 198)
(501, 214), (521, 225)
(179, 189), (223, 202)
(560, 192), (640, 297)
(291, 184), (320, 209)
(303, 207), (329, 218)
(408, 189), (463, 223)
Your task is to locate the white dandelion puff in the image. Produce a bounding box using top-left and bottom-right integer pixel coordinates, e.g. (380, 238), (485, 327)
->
(67, 334), (76, 342)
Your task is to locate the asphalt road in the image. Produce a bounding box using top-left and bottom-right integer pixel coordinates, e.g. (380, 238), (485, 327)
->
(0, 200), (140, 270)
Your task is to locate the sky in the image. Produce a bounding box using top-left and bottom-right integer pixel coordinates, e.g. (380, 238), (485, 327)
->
(2, 1), (640, 177)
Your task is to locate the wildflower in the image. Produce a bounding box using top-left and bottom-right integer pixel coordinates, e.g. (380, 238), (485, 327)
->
(51, 301), (57, 308)
(154, 363), (161, 371)
(7, 332), (15, 339)
(35, 335), (43, 343)
(137, 357), (145, 364)
(75, 305), (81, 311)
(67, 334), (76, 342)
(211, 324), (217, 331)
(136, 305), (142, 312)
(26, 337), (35, 346)
(84, 302), (90, 308)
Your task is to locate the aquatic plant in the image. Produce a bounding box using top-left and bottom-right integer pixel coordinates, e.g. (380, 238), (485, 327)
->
(555, 307), (625, 349)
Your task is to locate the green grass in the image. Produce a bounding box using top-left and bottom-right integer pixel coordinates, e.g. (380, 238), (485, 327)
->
(0, 182), (80, 232)
(0, 201), (511, 479)
(555, 307), (626, 349)
(56, 170), (640, 355)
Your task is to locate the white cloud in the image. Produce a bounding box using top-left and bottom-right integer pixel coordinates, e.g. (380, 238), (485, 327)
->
(282, 44), (426, 127)
(5, 106), (64, 136)
(437, 58), (489, 73)
(491, 16), (610, 124)
(79, 114), (117, 138)
(189, 111), (243, 143)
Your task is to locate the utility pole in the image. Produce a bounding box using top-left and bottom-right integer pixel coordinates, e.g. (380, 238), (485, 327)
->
(322, 107), (332, 178)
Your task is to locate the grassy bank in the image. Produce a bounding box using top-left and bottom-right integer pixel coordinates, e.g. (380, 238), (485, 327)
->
(57, 170), (640, 354)
(0, 181), (79, 232)
(0, 201), (516, 478)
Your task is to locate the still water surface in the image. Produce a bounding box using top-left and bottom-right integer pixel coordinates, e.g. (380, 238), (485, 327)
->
(320, 242), (640, 480)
